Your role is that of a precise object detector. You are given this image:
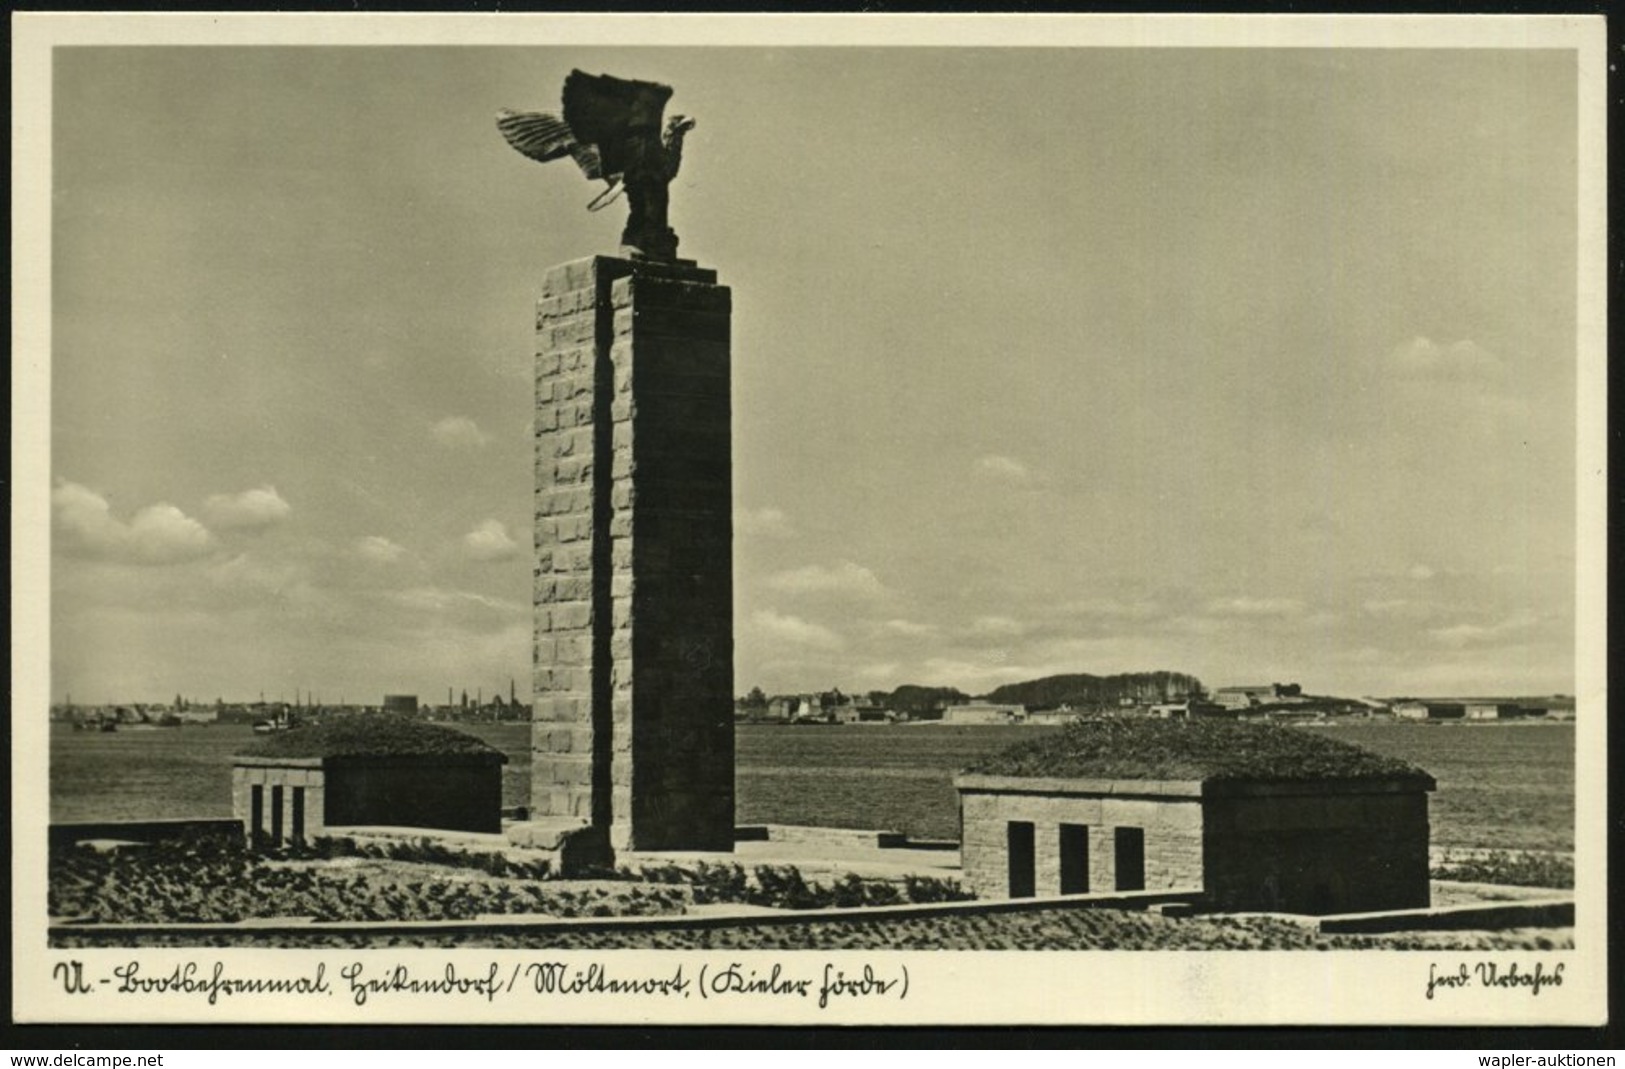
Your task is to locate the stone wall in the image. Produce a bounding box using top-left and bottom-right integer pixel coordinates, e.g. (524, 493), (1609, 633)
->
(957, 774), (1433, 914)
(325, 756), (506, 834)
(609, 267), (734, 852)
(532, 255), (734, 854)
(733, 825), (909, 849)
(235, 755), (505, 843)
(233, 758), (325, 846)
(958, 779), (1205, 900)
(50, 819), (243, 852)
(1202, 786), (1430, 914)
(532, 257), (613, 828)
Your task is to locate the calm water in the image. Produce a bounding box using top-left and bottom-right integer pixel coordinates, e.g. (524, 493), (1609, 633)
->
(48, 720), (1576, 850)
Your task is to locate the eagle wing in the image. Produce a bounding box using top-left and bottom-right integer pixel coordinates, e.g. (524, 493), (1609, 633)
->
(561, 69), (673, 178)
(496, 109), (574, 163)
(495, 109), (606, 181)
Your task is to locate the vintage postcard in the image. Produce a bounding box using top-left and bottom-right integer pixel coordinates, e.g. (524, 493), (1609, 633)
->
(10, 13), (1608, 1027)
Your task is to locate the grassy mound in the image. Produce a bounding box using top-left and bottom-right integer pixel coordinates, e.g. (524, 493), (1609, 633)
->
(240, 715), (503, 760)
(1431, 850), (1574, 889)
(966, 717), (1432, 784)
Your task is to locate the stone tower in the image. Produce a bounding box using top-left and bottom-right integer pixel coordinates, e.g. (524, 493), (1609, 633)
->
(523, 254), (734, 857)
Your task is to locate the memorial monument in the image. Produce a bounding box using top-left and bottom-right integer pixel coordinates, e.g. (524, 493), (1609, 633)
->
(498, 71), (734, 862)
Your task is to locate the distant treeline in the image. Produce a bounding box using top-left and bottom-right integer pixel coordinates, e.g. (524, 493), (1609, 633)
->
(740, 672), (1205, 719)
(982, 671), (1203, 710)
(883, 685), (971, 719)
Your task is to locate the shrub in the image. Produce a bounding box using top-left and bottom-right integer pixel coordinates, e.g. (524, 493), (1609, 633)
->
(635, 863), (689, 886)
(751, 866), (824, 909)
(1431, 850), (1574, 889)
(861, 880), (904, 907)
(831, 873), (870, 908)
(689, 862), (750, 905)
(313, 836), (354, 860)
(903, 874), (974, 903)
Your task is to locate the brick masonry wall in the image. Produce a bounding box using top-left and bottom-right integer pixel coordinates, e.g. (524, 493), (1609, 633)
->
(533, 256), (734, 853)
(960, 790), (1204, 900)
(533, 258), (611, 825)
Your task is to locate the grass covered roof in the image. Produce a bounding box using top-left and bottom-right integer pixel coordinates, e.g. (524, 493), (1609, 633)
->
(239, 716), (505, 760)
(964, 717), (1431, 784)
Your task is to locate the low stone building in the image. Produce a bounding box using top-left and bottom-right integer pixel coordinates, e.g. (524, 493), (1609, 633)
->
(1212, 683), (1301, 710)
(234, 717), (507, 847)
(1393, 700), (1467, 720)
(1026, 707), (1085, 725)
(954, 718), (1435, 914)
(1464, 702), (1527, 720)
(943, 702), (1027, 725)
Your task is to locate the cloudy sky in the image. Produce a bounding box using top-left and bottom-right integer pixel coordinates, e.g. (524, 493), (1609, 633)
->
(36, 27), (1589, 703)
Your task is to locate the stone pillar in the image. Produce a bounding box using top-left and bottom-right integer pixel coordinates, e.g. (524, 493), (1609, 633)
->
(531, 258), (610, 834)
(1088, 825), (1118, 893)
(528, 255), (734, 857)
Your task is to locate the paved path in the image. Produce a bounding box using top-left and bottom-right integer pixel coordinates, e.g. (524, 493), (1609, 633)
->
(622, 839), (962, 882)
(333, 824), (964, 882)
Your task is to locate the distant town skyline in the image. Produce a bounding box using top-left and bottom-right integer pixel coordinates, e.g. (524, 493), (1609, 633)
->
(49, 676), (1579, 709)
(32, 26), (1593, 703)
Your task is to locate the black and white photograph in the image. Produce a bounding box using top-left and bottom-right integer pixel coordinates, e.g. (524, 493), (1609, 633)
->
(11, 13), (1608, 1028)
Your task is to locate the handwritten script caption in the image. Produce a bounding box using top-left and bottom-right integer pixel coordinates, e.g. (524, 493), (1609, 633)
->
(54, 958), (909, 1011)
(1425, 960), (1565, 999)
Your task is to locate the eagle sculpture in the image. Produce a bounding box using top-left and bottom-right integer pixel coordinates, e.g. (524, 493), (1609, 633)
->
(497, 70), (696, 262)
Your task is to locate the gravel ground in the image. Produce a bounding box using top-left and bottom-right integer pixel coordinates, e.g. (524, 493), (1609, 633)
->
(50, 840), (1574, 951)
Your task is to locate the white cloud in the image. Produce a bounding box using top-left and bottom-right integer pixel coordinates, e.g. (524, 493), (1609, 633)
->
(1387, 337), (1506, 383)
(1062, 597), (1163, 621)
(202, 486), (291, 530)
(121, 507), (212, 563)
(431, 416), (491, 449)
(973, 454), (1031, 482)
(1429, 612), (1539, 649)
(207, 552), (303, 595)
(355, 535), (408, 565)
(880, 618), (938, 637)
(1028, 633), (1193, 674)
(53, 480), (215, 565)
(921, 657), (1040, 692)
(389, 586), (524, 617)
(1408, 563), (1436, 581)
(852, 662), (900, 684)
(1202, 596), (1305, 617)
(767, 561), (886, 597)
(970, 614), (1026, 636)
(463, 519), (519, 562)
(736, 506), (796, 538)
(751, 609), (844, 650)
